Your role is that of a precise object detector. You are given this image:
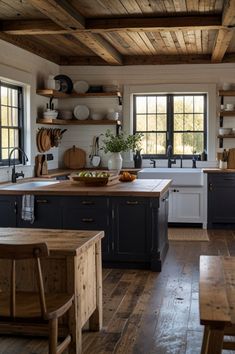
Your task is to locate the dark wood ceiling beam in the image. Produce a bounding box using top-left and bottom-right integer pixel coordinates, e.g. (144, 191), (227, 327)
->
(27, 0), (123, 65)
(27, 0), (85, 30)
(60, 54), (214, 66)
(72, 33), (122, 65)
(211, 0), (235, 63)
(1, 19), (67, 35)
(211, 29), (234, 63)
(86, 15), (222, 32)
(0, 32), (60, 64)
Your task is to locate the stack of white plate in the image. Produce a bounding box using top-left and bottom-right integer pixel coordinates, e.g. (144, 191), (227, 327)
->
(73, 105), (89, 120)
(73, 81), (89, 93)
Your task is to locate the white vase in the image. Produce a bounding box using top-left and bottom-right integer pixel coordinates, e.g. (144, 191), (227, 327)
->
(107, 152), (123, 171)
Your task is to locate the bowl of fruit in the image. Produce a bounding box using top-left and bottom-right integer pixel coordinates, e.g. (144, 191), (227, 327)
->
(71, 170), (119, 186)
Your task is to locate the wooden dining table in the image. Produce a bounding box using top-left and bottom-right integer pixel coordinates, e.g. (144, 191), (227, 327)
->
(0, 227), (104, 354)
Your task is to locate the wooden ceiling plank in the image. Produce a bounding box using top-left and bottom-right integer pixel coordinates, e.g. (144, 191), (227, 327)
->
(211, 28), (234, 62)
(173, 0), (187, 12)
(102, 32), (130, 55)
(86, 15), (222, 32)
(126, 32), (151, 55)
(145, 32), (166, 54)
(138, 32), (157, 54)
(186, 0), (199, 12)
(202, 30), (209, 54)
(160, 31), (177, 53)
(73, 32), (123, 64)
(174, 30), (188, 53)
(135, 0), (155, 13)
(27, 0), (85, 30)
(222, 0), (235, 26)
(116, 32), (145, 55)
(195, 29), (202, 54)
(119, 0), (142, 15)
(164, 0), (177, 12)
(1, 19), (67, 35)
(0, 32), (60, 63)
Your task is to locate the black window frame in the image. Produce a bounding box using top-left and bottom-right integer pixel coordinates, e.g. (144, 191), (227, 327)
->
(133, 93), (207, 159)
(0, 81), (24, 166)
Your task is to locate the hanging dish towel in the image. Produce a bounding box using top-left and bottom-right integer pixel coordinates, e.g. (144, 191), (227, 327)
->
(21, 195), (35, 224)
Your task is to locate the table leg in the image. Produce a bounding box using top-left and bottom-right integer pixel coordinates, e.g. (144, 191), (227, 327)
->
(89, 240), (103, 331)
(203, 325), (224, 354)
(201, 326), (210, 354)
(67, 256), (82, 354)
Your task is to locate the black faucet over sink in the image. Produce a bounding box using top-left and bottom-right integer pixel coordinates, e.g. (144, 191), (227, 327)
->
(8, 147), (29, 183)
(167, 145), (176, 168)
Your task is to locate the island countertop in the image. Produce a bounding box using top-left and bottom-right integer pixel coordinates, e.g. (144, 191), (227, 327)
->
(0, 179), (171, 197)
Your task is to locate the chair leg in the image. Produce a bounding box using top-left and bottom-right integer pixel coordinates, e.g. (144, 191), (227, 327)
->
(49, 318), (58, 354)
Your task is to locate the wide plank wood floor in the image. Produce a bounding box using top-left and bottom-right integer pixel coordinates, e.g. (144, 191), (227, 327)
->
(0, 229), (235, 353)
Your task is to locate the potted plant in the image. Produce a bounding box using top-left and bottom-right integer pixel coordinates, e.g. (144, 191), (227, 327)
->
(102, 130), (143, 170)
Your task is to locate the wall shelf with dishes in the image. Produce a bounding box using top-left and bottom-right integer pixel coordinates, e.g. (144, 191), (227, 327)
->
(36, 118), (122, 126)
(218, 90), (235, 148)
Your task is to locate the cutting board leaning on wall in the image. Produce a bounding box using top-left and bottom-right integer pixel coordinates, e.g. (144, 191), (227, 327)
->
(63, 145), (86, 169)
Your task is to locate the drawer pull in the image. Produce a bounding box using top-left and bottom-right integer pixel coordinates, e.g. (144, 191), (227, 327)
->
(81, 218), (94, 223)
(81, 201), (94, 205)
(126, 201), (139, 205)
(209, 183), (213, 191)
(36, 199), (49, 204)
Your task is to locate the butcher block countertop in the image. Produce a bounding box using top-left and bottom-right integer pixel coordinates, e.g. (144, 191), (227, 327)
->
(203, 168), (235, 173)
(0, 179), (171, 197)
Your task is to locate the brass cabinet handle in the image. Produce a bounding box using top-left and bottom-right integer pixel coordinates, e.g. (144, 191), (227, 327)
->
(81, 201), (94, 205)
(126, 201), (138, 205)
(209, 183), (213, 191)
(36, 199), (49, 204)
(81, 218), (94, 222)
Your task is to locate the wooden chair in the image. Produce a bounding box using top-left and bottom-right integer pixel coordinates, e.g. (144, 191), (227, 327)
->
(0, 243), (74, 354)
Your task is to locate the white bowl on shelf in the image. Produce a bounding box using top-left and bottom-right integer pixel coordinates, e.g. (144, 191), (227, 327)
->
(219, 128), (232, 135)
(106, 112), (119, 120)
(91, 113), (104, 120)
(43, 110), (58, 119)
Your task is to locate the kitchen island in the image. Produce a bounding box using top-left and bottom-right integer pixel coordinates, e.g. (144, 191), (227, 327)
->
(0, 179), (171, 271)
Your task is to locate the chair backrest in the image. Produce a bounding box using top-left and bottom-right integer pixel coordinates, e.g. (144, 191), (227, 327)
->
(0, 243), (50, 319)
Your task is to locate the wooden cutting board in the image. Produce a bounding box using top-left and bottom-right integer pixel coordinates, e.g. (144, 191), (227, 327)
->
(228, 148), (235, 168)
(63, 145), (86, 169)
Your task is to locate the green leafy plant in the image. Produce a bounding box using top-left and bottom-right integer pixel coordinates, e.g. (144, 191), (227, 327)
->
(102, 130), (143, 153)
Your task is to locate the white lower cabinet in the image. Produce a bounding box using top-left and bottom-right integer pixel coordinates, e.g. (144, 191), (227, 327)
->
(168, 187), (204, 223)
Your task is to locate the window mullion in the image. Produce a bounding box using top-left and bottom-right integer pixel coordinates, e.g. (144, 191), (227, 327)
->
(167, 94), (174, 149)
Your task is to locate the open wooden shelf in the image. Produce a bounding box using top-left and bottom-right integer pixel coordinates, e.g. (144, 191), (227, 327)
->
(36, 118), (122, 126)
(217, 134), (235, 139)
(219, 90), (235, 97)
(36, 89), (122, 99)
(220, 110), (235, 116)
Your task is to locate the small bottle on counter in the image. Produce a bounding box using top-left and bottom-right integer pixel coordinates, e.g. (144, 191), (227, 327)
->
(219, 149), (228, 169)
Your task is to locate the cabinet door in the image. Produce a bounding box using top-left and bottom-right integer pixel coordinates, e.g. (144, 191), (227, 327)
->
(0, 196), (17, 227)
(112, 197), (151, 261)
(61, 197), (111, 257)
(18, 196), (62, 228)
(168, 188), (203, 223)
(208, 174), (235, 226)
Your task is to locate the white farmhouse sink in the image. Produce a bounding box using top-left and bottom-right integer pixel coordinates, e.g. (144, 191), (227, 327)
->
(138, 168), (203, 186)
(0, 181), (59, 190)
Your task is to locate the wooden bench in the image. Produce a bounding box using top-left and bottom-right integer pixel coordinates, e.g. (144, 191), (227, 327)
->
(200, 256), (235, 354)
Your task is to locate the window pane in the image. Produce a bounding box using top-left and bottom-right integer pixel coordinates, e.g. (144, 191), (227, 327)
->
(184, 114), (194, 131)
(9, 129), (18, 148)
(2, 149), (9, 160)
(194, 96), (204, 113)
(156, 133), (166, 154)
(148, 115), (156, 131)
(136, 114), (147, 131)
(194, 114), (204, 131)
(1, 128), (8, 148)
(1, 87), (7, 105)
(174, 114), (183, 131)
(146, 133), (156, 154)
(12, 89), (18, 107)
(147, 97), (156, 113)
(136, 97), (146, 114)
(174, 96), (184, 113)
(184, 96), (194, 113)
(1, 106), (8, 126)
(174, 132), (204, 155)
(157, 114), (167, 131)
(157, 96), (166, 113)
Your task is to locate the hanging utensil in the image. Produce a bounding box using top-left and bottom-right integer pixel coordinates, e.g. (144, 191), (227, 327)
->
(91, 136), (101, 167)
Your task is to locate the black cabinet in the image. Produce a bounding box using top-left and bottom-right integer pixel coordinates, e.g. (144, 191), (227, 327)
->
(18, 196), (62, 229)
(208, 173), (235, 228)
(61, 197), (111, 258)
(111, 197), (151, 263)
(0, 196), (17, 227)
